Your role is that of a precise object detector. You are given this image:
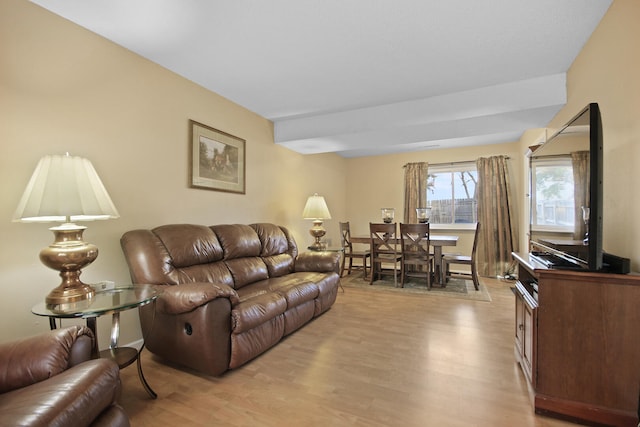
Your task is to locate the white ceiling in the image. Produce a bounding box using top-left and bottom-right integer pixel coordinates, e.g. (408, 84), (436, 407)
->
(31, 0), (612, 158)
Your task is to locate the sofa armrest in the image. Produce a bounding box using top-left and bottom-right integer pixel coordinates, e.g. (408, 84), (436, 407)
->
(0, 325), (94, 394)
(295, 251), (341, 274)
(0, 358), (124, 427)
(157, 282), (239, 315)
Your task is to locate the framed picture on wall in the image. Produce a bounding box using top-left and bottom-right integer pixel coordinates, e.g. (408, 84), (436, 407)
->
(189, 120), (246, 194)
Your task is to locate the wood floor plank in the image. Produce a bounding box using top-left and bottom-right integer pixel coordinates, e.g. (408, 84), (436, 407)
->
(118, 278), (580, 426)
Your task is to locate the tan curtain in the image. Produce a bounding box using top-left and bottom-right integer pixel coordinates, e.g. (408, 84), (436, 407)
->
(571, 151), (590, 240)
(476, 156), (518, 277)
(403, 162), (428, 223)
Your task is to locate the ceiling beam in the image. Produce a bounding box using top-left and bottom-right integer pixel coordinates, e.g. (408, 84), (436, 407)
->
(275, 73), (566, 157)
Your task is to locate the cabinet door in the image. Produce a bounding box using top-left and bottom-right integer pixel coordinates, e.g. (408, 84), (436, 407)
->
(514, 281), (537, 386)
(515, 292), (525, 355)
(521, 300), (535, 384)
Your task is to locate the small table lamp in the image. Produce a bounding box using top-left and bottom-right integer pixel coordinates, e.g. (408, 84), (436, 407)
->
(302, 193), (331, 250)
(13, 153), (119, 305)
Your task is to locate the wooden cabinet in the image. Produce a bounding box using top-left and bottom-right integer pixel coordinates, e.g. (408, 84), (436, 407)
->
(512, 252), (640, 427)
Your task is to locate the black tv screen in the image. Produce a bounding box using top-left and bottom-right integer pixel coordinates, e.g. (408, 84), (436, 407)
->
(529, 103), (603, 271)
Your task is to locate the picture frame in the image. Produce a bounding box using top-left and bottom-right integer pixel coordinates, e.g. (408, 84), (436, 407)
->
(189, 120), (246, 194)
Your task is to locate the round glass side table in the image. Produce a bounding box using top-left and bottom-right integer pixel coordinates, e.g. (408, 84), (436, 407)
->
(32, 284), (159, 399)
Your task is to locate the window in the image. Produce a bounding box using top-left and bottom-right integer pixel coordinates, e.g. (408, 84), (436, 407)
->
(427, 163), (477, 225)
(530, 157), (574, 232)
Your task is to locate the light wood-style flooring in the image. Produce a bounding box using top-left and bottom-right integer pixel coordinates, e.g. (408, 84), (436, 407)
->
(119, 278), (579, 427)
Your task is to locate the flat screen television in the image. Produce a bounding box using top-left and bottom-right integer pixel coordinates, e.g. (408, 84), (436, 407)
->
(529, 103), (603, 271)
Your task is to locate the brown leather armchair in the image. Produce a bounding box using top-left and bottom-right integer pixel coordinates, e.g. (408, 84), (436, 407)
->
(0, 325), (130, 427)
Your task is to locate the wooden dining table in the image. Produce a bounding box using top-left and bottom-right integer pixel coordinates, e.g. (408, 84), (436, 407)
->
(351, 234), (459, 285)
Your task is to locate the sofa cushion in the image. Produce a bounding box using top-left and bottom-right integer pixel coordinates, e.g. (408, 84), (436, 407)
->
(231, 292), (287, 334)
(174, 262), (234, 287)
(154, 224), (224, 268)
(212, 224), (261, 259)
(262, 253), (294, 277)
(236, 275), (319, 308)
(225, 257), (269, 289)
(250, 223), (291, 256)
(269, 275), (319, 306)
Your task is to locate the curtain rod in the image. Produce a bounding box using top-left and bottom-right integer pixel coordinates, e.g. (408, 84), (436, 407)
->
(404, 156), (510, 168)
(530, 154), (568, 160)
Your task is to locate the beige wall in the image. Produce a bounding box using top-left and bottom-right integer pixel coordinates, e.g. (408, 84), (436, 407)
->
(518, 0), (640, 270)
(0, 1), (346, 346)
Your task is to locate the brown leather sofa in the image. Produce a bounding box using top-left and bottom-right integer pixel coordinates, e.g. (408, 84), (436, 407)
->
(120, 223), (341, 376)
(0, 325), (129, 427)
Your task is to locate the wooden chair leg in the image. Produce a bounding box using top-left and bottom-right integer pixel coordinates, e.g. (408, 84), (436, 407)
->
(362, 255), (368, 278)
(369, 261), (376, 284)
(394, 260), (399, 288)
(471, 264), (479, 290)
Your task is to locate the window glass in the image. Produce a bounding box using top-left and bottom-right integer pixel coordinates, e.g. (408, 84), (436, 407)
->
(428, 163), (477, 225)
(531, 158), (574, 231)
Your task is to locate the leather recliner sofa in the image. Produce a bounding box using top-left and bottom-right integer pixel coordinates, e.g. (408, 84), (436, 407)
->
(120, 223), (341, 376)
(0, 325), (130, 427)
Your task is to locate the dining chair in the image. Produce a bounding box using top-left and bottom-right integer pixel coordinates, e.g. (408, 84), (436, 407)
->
(339, 221), (370, 278)
(443, 222), (480, 290)
(400, 223), (434, 289)
(369, 222), (401, 287)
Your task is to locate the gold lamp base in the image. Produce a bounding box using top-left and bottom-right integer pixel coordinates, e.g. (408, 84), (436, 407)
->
(40, 223), (98, 305)
(308, 219), (327, 250)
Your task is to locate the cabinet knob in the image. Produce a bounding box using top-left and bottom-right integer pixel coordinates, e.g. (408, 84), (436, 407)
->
(518, 324), (524, 331)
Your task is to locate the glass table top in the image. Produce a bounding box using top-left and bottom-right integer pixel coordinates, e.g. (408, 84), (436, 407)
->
(32, 284), (158, 318)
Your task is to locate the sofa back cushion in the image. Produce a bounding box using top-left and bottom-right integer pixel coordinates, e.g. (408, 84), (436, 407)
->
(262, 253), (294, 277)
(155, 224), (224, 267)
(212, 224), (268, 289)
(224, 257), (269, 289)
(250, 223), (296, 277)
(172, 262), (235, 287)
(250, 223), (291, 256)
(120, 224), (235, 286)
(152, 224), (234, 286)
(211, 224), (261, 257)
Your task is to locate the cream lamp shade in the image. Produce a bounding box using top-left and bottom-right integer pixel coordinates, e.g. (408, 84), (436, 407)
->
(302, 193), (331, 250)
(13, 153), (119, 305)
(302, 193), (331, 220)
(13, 154), (119, 223)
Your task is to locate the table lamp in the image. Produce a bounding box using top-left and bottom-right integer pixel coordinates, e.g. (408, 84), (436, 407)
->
(302, 193), (331, 250)
(13, 153), (120, 304)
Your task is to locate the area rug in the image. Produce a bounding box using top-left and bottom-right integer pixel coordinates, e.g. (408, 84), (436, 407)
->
(340, 272), (492, 302)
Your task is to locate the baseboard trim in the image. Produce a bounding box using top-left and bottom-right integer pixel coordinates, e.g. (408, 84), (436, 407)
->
(535, 393), (638, 427)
